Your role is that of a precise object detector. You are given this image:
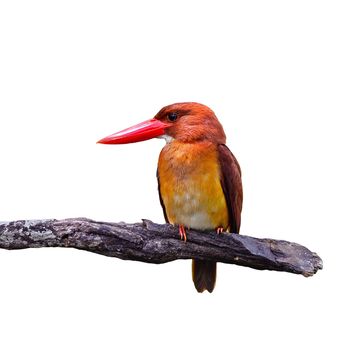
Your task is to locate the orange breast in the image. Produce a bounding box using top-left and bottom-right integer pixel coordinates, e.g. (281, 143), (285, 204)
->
(157, 141), (229, 230)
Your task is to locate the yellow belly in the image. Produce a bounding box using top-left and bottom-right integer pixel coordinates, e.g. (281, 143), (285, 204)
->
(158, 141), (229, 230)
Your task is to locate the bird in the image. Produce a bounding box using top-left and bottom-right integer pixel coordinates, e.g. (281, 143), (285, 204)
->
(98, 102), (243, 293)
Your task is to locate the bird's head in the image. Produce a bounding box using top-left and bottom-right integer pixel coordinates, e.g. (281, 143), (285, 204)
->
(97, 102), (226, 145)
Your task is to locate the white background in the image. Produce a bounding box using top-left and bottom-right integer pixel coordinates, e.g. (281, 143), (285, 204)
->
(0, 1), (349, 349)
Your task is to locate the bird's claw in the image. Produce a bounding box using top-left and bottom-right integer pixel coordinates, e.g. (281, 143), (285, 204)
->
(216, 226), (224, 234)
(179, 224), (187, 242)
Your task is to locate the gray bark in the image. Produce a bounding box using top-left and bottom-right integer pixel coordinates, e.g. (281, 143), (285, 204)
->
(0, 218), (323, 277)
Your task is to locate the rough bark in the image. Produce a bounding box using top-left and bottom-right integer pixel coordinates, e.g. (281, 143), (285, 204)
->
(0, 218), (323, 277)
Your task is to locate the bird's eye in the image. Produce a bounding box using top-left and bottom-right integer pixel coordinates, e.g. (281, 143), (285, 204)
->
(167, 112), (178, 122)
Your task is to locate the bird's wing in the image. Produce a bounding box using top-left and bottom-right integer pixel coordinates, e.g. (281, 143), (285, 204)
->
(157, 169), (169, 223)
(217, 144), (243, 233)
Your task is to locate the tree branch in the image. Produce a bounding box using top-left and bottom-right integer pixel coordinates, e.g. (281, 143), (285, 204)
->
(0, 218), (322, 277)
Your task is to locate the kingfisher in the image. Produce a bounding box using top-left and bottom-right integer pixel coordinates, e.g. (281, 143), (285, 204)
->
(98, 102), (243, 293)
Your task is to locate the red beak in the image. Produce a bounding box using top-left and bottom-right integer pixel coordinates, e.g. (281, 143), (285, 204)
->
(97, 118), (170, 144)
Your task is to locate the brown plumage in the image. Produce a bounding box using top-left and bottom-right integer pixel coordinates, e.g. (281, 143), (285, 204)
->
(155, 103), (243, 293)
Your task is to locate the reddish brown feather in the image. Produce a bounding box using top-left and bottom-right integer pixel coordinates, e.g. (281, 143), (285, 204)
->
(192, 259), (216, 293)
(156, 169), (169, 223)
(154, 102), (242, 292)
(217, 144), (243, 234)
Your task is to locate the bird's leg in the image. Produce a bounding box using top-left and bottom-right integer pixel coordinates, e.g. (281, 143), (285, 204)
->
(179, 224), (187, 242)
(216, 226), (224, 234)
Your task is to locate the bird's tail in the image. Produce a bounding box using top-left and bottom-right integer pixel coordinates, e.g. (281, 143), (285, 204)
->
(192, 259), (216, 293)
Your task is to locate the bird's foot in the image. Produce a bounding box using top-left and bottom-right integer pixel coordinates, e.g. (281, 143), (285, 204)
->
(179, 224), (187, 242)
(216, 226), (224, 234)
